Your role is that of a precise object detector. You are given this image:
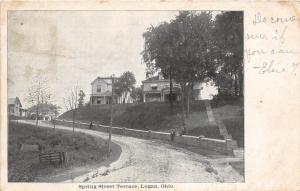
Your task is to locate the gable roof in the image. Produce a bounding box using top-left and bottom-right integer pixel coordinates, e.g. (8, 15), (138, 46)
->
(91, 76), (120, 85)
(28, 103), (60, 113)
(8, 97), (22, 107)
(142, 75), (170, 83)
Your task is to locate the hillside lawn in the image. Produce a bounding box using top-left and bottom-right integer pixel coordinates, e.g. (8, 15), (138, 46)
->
(212, 100), (244, 147)
(8, 122), (121, 182)
(59, 100), (244, 145)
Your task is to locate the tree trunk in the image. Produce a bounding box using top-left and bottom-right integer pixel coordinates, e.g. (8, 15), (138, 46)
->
(180, 83), (186, 131)
(169, 70), (174, 115)
(72, 109), (76, 144)
(35, 97), (39, 128)
(238, 65), (244, 98)
(185, 83), (190, 119)
(191, 82), (194, 100)
(234, 73), (238, 97)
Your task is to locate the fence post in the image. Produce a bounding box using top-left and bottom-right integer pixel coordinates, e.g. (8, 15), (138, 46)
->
(225, 139), (234, 155)
(148, 130), (152, 139)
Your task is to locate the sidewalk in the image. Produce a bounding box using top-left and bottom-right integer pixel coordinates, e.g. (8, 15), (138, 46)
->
(204, 100), (238, 148)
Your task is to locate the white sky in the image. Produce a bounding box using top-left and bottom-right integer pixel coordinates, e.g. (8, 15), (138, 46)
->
(8, 11), (218, 110)
(8, 11), (180, 108)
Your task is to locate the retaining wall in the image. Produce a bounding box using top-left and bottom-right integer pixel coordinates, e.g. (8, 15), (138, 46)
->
(55, 119), (235, 155)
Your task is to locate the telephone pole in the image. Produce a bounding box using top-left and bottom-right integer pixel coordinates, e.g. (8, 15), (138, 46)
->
(108, 74), (115, 157)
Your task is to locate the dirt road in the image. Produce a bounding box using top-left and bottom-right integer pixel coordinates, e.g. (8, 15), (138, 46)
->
(19, 120), (243, 183)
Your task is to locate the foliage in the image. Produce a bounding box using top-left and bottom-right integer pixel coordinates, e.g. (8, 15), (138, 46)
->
(131, 87), (143, 102)
(142, 11), (218, 118)
(142, 10), (244, 107)
(142, 11), (216, 85)
(28, 103), (60, 115)
(63, 85), (80, 142)
(78, 90), (86, 108)
(25, 74), (52, 128)
(114, 71), (136, 97)
(212, 11), (244, 97)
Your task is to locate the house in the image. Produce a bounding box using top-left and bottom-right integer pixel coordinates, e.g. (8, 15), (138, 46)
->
(142, 74), (181, 102)
(90, 76), (134, 105)
(141, 73), (204, 102)
(28, 104), (59, 121)
(8, 97), (23, 117)
(20, 108), (29, 118)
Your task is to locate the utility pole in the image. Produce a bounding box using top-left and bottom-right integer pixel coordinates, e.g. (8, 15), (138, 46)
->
(108, 74), (115, 157)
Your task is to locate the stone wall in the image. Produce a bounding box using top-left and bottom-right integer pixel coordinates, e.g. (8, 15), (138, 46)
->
(55, 119), (235, 155)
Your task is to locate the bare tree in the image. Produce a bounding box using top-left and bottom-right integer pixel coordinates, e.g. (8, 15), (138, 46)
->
(26, 74), (51, 128)
(63, 85), (79, 143)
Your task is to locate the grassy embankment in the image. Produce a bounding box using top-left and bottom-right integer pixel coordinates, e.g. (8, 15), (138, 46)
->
(212, 100), (244, 148)
(8, 122), (121, 182)
(59, 101), (223, 139)
(59, 100), (244, 146)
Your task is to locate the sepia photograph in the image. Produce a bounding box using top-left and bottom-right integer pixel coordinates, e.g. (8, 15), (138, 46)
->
(7, 10), (244, 183)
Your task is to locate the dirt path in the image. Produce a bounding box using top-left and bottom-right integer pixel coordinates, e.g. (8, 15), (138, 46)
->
(18, 120), (243, 183)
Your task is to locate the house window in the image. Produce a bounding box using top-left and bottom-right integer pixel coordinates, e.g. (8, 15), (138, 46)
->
(151, 84), (158, 91)
(97, 85), (101, 92)
(97, 100), (101, 104)
(151, 86), (157, 90)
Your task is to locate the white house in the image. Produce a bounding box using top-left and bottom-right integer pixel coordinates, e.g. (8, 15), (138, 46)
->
(8, 97), (22, 117)
(90, 76), (134, 105)
(28, 103), (59, 121)
(141, 73), (205, 103)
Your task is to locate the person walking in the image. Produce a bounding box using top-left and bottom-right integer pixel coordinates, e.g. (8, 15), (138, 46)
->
(89, 121), (93, 129)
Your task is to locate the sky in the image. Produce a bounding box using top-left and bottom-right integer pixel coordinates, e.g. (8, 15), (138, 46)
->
(8, 11), (181, 108)
(8, 11), (218, 110)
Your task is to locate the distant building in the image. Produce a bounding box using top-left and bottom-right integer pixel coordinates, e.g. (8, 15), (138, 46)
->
(8, 97), (22, 117)
(90, 76), (134, 105)
(28, 104), (59, 121)
(141, 73), (181, 102)
(141, 73), (204, 103)
(21, 108), (29, 118)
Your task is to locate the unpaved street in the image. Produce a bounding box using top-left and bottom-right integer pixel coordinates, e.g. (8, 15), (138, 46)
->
(19, 120), (243, 183)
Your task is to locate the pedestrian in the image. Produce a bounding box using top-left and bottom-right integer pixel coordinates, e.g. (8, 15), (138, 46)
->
(89, 121), (93, 129)
(170, 130), (175, 141)
(179, 127), (186, 136)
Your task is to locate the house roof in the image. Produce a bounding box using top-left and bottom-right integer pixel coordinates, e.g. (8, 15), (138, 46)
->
(8, 97), (22, 107)
(91, 76), (120, 85)
(142, 76), (170, 83)
(28, 103), (59, 113)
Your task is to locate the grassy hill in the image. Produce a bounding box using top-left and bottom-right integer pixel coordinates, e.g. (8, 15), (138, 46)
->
(59, 101), (205, 131)
(59, 100), (244, 144)
(212, 99), (244, 147)
(8, 122), (121, 182)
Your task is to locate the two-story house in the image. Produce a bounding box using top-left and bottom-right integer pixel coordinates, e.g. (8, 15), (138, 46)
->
(141, 73), (205, 103)
(90, 76), (134, 105)
(142, 73), (182, 102)
(90, 77), (114, 105)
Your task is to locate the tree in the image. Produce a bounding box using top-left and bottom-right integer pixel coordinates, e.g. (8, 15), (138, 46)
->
(212, 11), (243, 98)
(131, 87), (143, 102)
(142, 11), (217, 118)
(78, 90), (85, 108)
(63, 85), (79, 144)
(26, 74), (51, 128)
(142, 21), (176, 113)
(114, 71), (136, 103)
